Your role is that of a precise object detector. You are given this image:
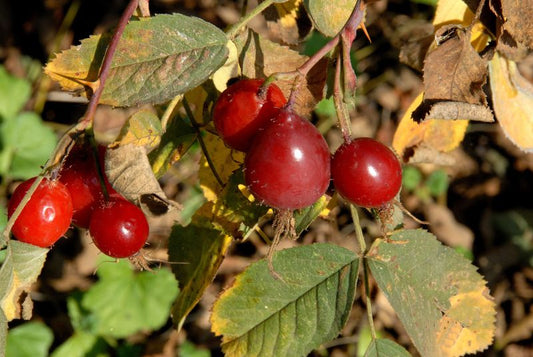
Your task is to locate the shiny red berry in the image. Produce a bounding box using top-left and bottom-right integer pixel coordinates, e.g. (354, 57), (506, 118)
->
(331, 138), (402, 208)
(8, 177), (73, 247)
(59, 144), (118, 228)
(244, 110), (330, 210)
(89, 198), (149, 258)
(213, 78), (286, 152)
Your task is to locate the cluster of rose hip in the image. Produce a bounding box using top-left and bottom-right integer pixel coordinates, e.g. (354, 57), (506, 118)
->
(213, 79), (402, 212)
(6, 78), (402, 254)
(7, 143), (149, 258)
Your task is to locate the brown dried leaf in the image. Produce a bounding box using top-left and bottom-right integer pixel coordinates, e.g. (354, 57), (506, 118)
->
(494, 0), (533, 60)
(263, 0), (307, 45)
(414, 25), (491, 122)
(234, 30), (326, 116)
(105, 144), (177, 216)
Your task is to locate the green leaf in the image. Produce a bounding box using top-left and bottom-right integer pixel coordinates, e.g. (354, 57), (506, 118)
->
(366, 229), (496, 357)
(0, 112), (57, 179)
(148, 116), (196, 178)
(51, 331), (107, 357)
(81, 259), (179, 338)
(6, 321), (54, 357)
(364, 338), (411, 357)
(294, 195), (329, 235)
(303, 0), (358, 37)
(426, 169), (449, 197)
(0, 241), (48, 321)
(179, 340), (211, 357)
(45, 14), (228, 107)
(168, 224), (232, 330)
(402, 166), (422, 192)
(211, 243), (359, 356)
(0, 66), (31, 121)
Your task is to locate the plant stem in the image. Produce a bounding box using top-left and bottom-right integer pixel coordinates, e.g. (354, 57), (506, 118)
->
(334, 52), (352, 142)
(182, 97), (224, 187)
(363, 258), (377, 339)
(227, 0), (275, 39)
(80, 0), (140, 128)
(350, 204), (366, 254)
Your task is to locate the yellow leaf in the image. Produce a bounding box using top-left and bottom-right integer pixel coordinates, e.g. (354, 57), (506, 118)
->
(198, 133), (244, 202)
(110, 109), (162, 150)
(436, 288), (496, 356)
(489, 52), (533, 152)
(433, 0), (474, 28)
(211, 41), (240, 93)
(392, 92), (469, 158)
(274, 0), (302, 29)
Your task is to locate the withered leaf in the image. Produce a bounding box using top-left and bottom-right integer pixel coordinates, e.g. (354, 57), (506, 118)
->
(414, 25), (490, 122)
(263, 0), (308, 45)
(234, 30), (326, 116)
(494, 0), (533, 61)
(105, 144), (178, 216)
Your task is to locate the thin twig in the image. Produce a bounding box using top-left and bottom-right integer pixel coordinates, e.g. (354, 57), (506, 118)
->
(80, 0), (140, 128)
(182, 97), (225, 187)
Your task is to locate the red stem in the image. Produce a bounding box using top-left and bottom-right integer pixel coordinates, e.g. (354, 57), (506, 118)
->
(80, 0), (141, 128)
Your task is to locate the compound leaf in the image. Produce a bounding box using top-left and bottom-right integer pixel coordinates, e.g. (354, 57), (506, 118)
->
(366, 229), (496, 357)
(45, 13), (228, 107)
(82, 259), (178, 338)
(211, 243), (358, 357)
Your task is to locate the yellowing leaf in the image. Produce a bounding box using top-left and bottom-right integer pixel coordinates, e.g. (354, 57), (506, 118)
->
(275, 0), (302, 29)
(0, 242), (48, 321)
(110, 109), (162, 151)
(45, 14), (228, 107)
(392, 92), (469, 159)
(367, 229), (496, 357)
(212, 41), (240, 92)
(198, 133), (243, 202)
(433, 0), (474, 28)
(489, 52), (533, 153)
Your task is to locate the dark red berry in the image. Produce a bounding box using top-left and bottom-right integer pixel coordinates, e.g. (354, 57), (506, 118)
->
(213, 78), (286, 152)
(331, 138), (402, 208)
(8, 177), (73, 247)
(59, 144), (118, 228)
(89, 198), (149, 258)
(244, 110), (330, 210)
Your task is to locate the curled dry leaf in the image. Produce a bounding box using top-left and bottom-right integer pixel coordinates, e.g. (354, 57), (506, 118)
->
(413, 25), (492, 122)
(105, 144), (179, 216)
(494, 0), (533, 61)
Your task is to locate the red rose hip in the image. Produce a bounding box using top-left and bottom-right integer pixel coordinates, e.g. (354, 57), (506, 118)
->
(59, 144), (118, 228)
(331, 138), (402, 208)
(213, 78), (286, 152)
(8, 177), (73, 247)
(89, 198), (149, 258)
(244, 110), (330, 210)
